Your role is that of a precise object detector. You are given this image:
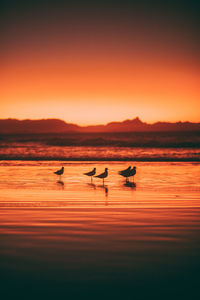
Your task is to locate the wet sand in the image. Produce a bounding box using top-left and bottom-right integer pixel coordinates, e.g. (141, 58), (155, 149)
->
(0, 162), (200, 299)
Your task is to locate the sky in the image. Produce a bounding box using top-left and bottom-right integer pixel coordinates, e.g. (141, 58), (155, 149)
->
(1, 0), (199, 125)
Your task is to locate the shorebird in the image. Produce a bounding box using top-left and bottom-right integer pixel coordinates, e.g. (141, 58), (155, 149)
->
(54, 166), (64, 177)
(118, 166), (131, 182)
(119, 166), (131, 175)
(84, 167), (96, 181)
(129, 166), (136, 180)
(95, 168), (108, 185)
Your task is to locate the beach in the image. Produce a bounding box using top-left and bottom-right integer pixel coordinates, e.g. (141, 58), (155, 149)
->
(0, 161), (200, 299)
(1, 0), (199, 298)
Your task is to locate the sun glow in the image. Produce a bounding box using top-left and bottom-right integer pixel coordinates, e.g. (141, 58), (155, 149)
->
(1, 0), (199, 124)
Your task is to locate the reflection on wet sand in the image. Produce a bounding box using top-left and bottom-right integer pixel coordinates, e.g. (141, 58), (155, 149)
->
(98, 184), (109, 197)
(56, 180), (65, 189)
(58, 176), (136, 194)
(87, 183), (96, 190)
(124, 181), (136, 188)
(0, 162), (200, 299)
(104, 186), (109, 206)
(88, 182), (109, 197)
(87, 182), (109, 205)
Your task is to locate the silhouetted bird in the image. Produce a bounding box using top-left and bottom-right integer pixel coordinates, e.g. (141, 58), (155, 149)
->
(54, 166), (64, 176)
(119, 166), (131, 175)
(129, 166), (136, 180)
(118, 166), (131, 181)
(84, 167), (96, 181)
(95, 168), (108, 184)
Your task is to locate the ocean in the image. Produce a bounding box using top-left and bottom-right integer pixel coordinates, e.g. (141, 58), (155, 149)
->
(0, 159), (200, 299)
(0, 139), (200, 299)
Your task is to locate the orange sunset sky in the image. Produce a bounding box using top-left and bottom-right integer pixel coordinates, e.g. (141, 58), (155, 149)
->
(1, 0), (199, 125)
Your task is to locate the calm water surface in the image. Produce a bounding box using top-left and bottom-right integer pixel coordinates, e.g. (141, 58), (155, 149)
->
(0, 161), (200, 299)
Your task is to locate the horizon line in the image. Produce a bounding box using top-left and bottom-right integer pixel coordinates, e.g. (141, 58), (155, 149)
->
(1, 116), (200, 127)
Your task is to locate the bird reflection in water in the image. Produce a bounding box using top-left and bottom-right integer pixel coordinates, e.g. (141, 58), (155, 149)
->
(56, 180), (65, 189)
(124, 181), (136, 188)
(104, 186), (108, 198)
(87, 182), (109, 204)
(99, 184), (109, 198)
(97, 185), (109, 206)
(103, 185), (109, 206)
(87, 183), (96, 190)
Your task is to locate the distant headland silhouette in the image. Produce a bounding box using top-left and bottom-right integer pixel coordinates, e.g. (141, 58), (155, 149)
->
(0, 117), (199, 134)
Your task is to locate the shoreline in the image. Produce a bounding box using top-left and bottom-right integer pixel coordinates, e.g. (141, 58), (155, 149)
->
(0, 157), (199, 162)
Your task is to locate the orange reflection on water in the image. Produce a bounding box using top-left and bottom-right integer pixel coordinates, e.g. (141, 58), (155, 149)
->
(0, 162), (199, 208)
(0, 161), (200, 298)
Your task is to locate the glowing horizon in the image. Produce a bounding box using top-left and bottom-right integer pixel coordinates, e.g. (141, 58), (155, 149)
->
(1, 113), (199, 127)
(1, 1), (199, 125)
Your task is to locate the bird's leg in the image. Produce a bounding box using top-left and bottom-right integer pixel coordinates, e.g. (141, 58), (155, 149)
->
(103, 178), (104, 186)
